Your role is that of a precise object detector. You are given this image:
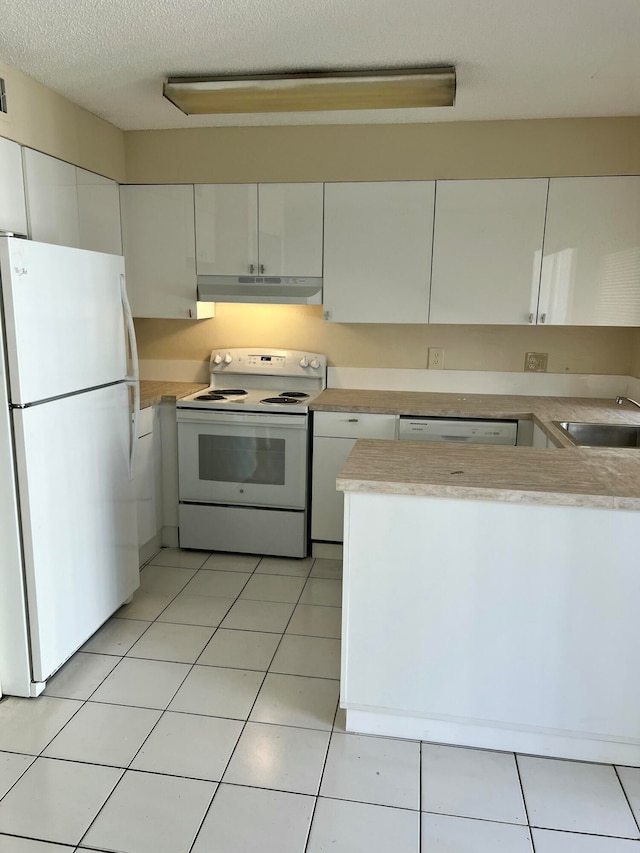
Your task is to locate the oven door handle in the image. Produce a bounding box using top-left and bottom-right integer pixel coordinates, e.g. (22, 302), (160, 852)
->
(176, 411), (308, 428)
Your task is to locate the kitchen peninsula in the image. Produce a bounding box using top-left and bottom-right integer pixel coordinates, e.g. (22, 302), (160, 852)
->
(314, 390), (640, 766)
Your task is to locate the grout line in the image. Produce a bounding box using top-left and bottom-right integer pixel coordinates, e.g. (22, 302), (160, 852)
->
(614, 764), (640, 836)
(419, 741), (423, 853)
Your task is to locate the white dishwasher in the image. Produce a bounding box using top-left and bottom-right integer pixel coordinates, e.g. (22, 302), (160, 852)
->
(398, 416), (518, 445)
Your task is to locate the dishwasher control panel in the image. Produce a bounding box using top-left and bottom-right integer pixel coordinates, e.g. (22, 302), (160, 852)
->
(398, 417), (517, 445)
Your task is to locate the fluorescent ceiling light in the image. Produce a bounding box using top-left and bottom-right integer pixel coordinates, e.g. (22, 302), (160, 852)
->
(163, 67), (456, 115)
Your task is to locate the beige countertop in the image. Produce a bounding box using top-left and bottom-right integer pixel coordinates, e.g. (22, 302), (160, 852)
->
(139, 380), (208, 409)
(312, 388), (640, 509)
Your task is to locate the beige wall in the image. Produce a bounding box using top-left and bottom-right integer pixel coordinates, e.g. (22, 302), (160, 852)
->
(0, 60), (125, 180)
(125, 117), (640, 184)
(135, 306), (635, 375)
(130, 116), (640, 375)
(632, 330), (640, 378)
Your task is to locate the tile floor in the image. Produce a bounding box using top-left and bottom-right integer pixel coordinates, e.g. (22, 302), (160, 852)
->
(0, 547), (639, 852)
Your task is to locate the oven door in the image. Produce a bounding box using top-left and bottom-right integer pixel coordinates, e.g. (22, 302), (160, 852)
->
(177, 409), (308, 509)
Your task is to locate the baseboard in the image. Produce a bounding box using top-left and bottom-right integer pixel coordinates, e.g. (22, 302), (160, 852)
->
(138, 532), (162, 567)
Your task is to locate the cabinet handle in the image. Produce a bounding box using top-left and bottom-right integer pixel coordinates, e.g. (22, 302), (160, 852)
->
(189, 308), (193, 318)
(249, 264), (255, 274)
(528, 313), (534, 324)
(347, 418), (359, 422)
(539, 313), (547, 324)
(260, 264), (265, 274)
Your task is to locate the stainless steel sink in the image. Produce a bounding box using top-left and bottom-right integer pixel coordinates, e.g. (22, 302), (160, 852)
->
(553, 421), (640, 448)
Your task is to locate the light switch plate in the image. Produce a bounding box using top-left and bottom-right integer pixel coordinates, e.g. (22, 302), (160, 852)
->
(525, 352), (548, 372)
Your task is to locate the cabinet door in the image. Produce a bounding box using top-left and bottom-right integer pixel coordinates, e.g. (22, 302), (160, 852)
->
(195, 183), (258, 275)
(323, 182), (434, 323)
(258, 183), (323, 276)
(312, 437), (356, 542)
(0, 136), (28, 235)
(430, 179), (548, 325)
(77, 167), (122, 255)
(23, 149), (80, 248)
(540, 177), (640, 326)
(121, 184), (213, 320)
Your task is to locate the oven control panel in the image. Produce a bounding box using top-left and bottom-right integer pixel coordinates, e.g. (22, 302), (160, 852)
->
(247, 354), (286, 368)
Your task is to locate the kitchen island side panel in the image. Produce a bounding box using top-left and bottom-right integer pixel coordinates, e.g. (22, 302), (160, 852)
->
(341, 491), (640, 762)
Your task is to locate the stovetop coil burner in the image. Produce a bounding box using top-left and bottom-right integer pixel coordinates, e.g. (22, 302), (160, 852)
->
(217, 389), (248, 395)
(280, 391), (309, 399)
(195, 392), (227, 401)
(261, 396), (299, 405)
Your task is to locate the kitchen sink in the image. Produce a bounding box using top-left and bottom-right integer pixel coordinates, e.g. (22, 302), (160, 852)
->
(553, 421), (640, 448)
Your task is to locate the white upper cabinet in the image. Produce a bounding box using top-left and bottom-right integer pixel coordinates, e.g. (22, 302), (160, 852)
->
(0, 136), (28, 235)
(76, 168), (122, 255)
(121, 184), (214, 320)
(540, 177), (640, 326)
(430, 179), (549, 325)
(258, 183), (323, 276)
(23, 148), (80, 248)
(323, 181), (435, 323)
(195, 182), (323, 277)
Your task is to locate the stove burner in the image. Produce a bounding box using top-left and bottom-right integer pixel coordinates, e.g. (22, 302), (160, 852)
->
(280, 391), (309, 399)
(195, 393), (227, 401)
(217, 389), (247, 395)
(261, 396), (300, 405)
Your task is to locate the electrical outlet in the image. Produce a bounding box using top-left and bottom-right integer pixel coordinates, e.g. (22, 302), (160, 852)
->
(428, 347), (444, 370)
(525, 352), (548, 372)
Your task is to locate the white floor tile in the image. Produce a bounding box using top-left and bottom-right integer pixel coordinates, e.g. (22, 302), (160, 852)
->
(139, 564), (197, 593)
(299, 578), (342, 607)
(90, 657), (190, 710)
(126, 621), (214, 663)
(309, 558), (343, 579)
(42, 702), (160, 767)
(286, 604), (342, 639)
(0, 836), (74, 852)
(221, 599), (295, 632)
(421, 813), (533, 852)
(197, 628), (281, 670)
(147, 548), (211, 569)
(0, 697), (82, 755)
(616, 766), (640, 827)
(321, 732), (420, 810)
(255, 556), (314, 576)
(156, 592), (235, 627)
(116, 589), (176, 621)
(270, 635), (341, 679)
(249, 673), (339, 731)
(421, 743), (527, 824)
(82, 769), (215, 853)
(81, 617), (151, 655)
(130, 711), (242, 781)
(191, 783), (314, 853)
(201, 552), (261, 572)
(0, 752), (34, 798)
(532, 828), (640, 852)
(518, 755), (639, 839)
(0, 757), (121, 845)
(43, 652), (119, 700)
(223, 722), (330, 795)
(168, 665), (264, 719)
(239, 574), (306, 603)
(307, 797), (420, 853)
(183, 570), (251, 598)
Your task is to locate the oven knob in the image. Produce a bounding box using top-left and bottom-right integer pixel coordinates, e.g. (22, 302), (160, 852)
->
(224, 353), (233, 364)
(213, 353), (223, 365)
(310, 358), (320, 369)
(299, 357), (309, 368)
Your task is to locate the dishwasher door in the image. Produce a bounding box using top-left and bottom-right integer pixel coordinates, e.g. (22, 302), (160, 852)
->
(398, 417), (517, 445)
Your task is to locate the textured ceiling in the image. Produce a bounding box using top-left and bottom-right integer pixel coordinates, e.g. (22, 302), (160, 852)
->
(0, 0), (639, 130)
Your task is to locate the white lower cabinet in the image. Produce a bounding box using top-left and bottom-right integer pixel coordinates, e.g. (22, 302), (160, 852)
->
(135, 405), (162, 560)
(311, 412), (397, 542)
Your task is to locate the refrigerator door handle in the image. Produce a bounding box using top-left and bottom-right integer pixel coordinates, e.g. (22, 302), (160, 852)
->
(120, 273), (139, 480)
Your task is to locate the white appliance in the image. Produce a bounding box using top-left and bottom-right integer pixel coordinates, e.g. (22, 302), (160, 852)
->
(0, 237), (140, 698)
(176, 348), (327, 557)
(398, 417), (518, 445)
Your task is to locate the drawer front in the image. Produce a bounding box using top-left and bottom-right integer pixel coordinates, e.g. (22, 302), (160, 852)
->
(313, 411), (398, 439)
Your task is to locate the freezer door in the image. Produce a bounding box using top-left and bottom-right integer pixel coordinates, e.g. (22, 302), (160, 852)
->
(0, 237), (127, 404)
(12, 383), (139, 682)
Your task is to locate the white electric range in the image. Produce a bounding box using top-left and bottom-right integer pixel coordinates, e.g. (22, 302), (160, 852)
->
(176, 348), (327, 557)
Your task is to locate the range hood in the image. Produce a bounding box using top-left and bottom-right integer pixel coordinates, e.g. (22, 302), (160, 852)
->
(197, 275), (322, 305)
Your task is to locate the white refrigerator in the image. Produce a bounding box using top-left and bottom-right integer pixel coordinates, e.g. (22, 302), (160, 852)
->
(0, 236), (140, 698)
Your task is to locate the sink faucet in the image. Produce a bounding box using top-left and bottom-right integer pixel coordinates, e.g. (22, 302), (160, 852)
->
(615, 396), (640, 410)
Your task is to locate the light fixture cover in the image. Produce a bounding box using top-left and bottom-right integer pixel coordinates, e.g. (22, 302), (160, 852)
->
(163, 67), (456, 115)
